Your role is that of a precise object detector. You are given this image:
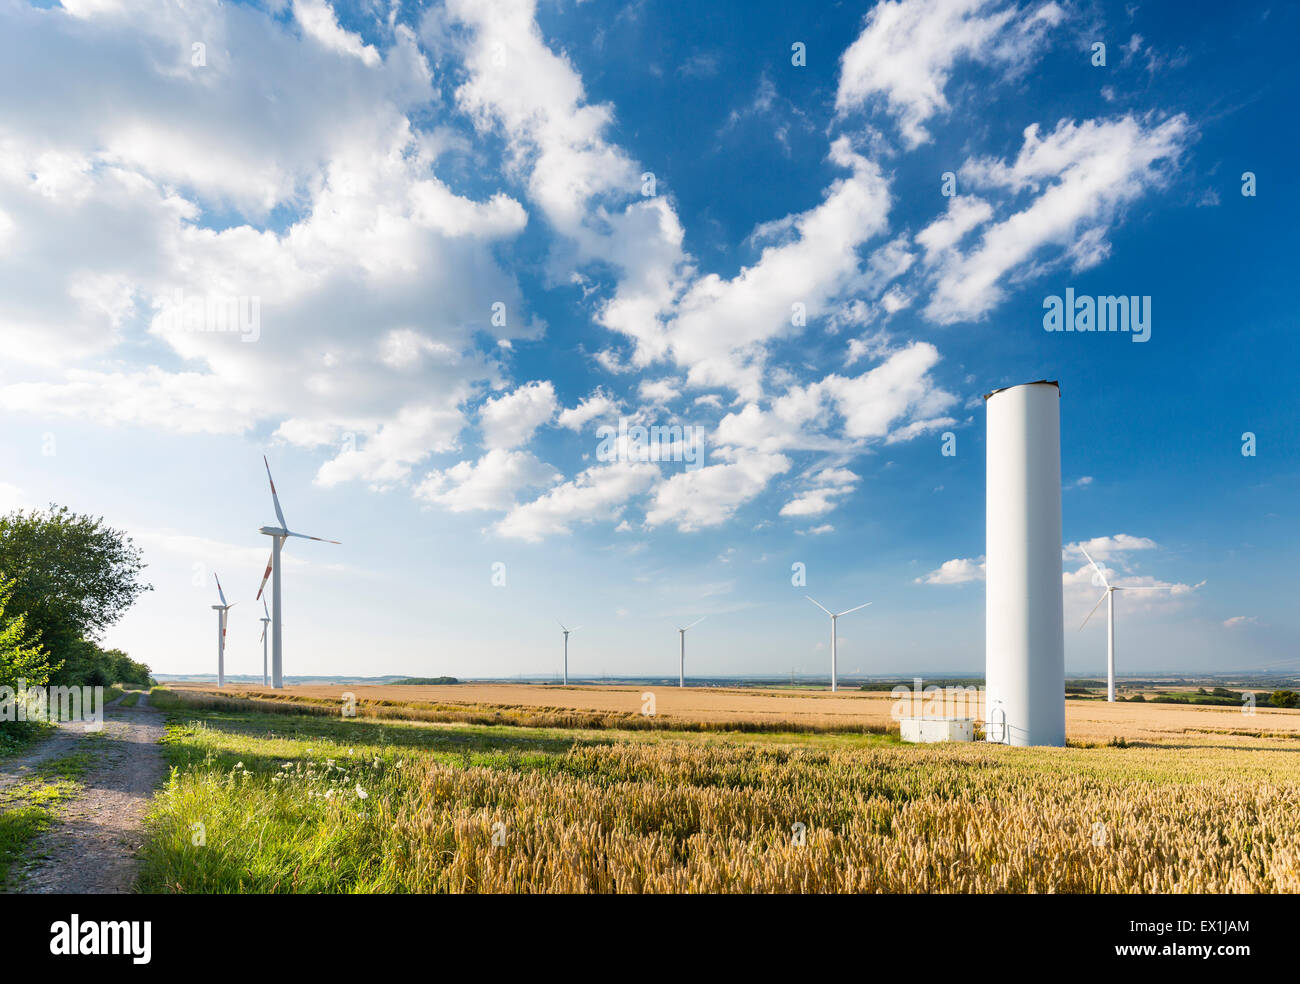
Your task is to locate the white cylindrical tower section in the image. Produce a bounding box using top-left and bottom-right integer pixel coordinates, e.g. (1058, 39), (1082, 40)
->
(985, 381), (1064, 747)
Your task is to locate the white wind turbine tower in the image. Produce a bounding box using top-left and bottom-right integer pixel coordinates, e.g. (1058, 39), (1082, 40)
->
(258, 598), (271, 687)
(256, 457), (340, 689)
(1078, 544), (1176, 702)
(558, 623), (580, 685)
(211, 574), (236, 688)
(806, 597), (871, 693)
(676, 617), (705, 688)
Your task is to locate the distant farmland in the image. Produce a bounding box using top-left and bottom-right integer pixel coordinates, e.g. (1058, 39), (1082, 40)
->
(168, 680), (1300, 744)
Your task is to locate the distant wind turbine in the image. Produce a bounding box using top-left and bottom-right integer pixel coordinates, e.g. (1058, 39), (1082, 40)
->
(256, 456), (340, 689)
(211, 574), (236, 688)
(559, 623), (580, 685)
(259, 598), (271, 688)
(806, 596), (871, 693)
(1078, 545), (1177, 702)
(676, 617), (705, 688)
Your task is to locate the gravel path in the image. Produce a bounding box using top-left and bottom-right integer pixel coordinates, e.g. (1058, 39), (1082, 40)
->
(1, 692), (167, 894)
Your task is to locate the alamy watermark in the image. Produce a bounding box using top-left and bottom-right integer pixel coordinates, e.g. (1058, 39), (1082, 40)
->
(153, 288), (260, 342)
(596, 416), (705, 471)
(890, 678), (984, 721)
(1043, 288), (1151, 343)
(0, 680), (105, 732)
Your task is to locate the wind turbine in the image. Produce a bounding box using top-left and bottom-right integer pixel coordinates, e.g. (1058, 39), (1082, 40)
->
(676, 617), (705, 688)
(211, 574), (236, 688)
(1078, 545), (1176, 702)
(558, 623), (580, 685)
(258, 598), (271, 687)
(806, 596), (871, 693)
(256, 456), (340, 689)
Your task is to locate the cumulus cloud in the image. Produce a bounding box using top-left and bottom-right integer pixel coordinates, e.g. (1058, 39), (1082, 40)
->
(916, 556), (986, 584)
(496, 460), (659, 542)
(645, 450), (791, 532)
(0, 0), (536, 490)
(781, 467), (860, 518)
(923, 114), (1190, 323)
(557, 391), (619, 432)
(715, 342), (958, 453)
(416, 448), (561, 512)
(479, 380), (557, 449)
(837, 0), (1065, 147)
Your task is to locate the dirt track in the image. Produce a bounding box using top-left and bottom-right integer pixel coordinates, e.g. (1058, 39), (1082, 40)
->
(2, 693), (166, 894)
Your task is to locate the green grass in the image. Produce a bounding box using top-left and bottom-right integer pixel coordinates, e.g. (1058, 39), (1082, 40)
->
(0, 746), (99, 885)
(120, 691), (141, 708)
(0, 721), (55, 763)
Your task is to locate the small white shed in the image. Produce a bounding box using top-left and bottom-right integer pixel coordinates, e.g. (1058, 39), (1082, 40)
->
(900, 716), (975, 743)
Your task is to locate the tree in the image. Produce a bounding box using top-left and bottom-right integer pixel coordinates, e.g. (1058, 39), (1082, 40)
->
(1269, 690), (1299, 709)
(0, 579), (59, 690)
(0, 505), (151, 660)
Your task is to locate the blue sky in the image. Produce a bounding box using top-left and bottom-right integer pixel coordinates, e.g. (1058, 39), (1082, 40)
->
(0, 0), (1296, 681)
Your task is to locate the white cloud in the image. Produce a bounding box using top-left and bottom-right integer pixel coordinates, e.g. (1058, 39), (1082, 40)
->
(496, 460), (659, 542)
(416, 448), (560, 512)
(837, 0), (1065, 147)
(293, 0), (382, 67)
(1223, 616), (1256, 628)
(780, 467), (859, 518)
(645, 450), (791, 532)
(479, 380), (557, 449)
(314, 401), (467, 488)
(715, 342), (957, 454)
(638, 378), (681, 406)
(916, 195), (994, 260)
(916, 556), (986, 584)
(655, 137), (892, 399)
(1065, 534), (1158, 562)
(924, 114), (1189, 323)
(0, 0), (534, 491)
(557, 392), (618, 432)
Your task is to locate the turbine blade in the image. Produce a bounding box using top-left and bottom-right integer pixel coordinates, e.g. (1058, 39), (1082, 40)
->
(683, 616), (706, 631)
(260, 625), (266, 643)
(1114, 585), (1176, 591)
(286, 530), (341, 544)
(214, 573), (227, 607)
(264, 455), (287, 529)
(1079, 544), (1109, 588)
(255, 551), (273, 601)
(262, 597), (270, 619)
(836, 602), (872, 617)
(805, 596), (833, 616)
(1079, 590), (1108, 629)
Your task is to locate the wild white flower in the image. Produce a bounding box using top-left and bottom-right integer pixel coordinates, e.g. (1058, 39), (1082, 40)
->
(355, 784), (368, 800)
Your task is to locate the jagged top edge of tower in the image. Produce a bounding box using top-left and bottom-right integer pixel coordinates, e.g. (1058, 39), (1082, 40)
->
(983, 379), (1061, 402)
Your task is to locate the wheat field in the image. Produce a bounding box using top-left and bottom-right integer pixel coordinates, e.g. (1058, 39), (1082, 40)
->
(140, 687), (1300, 893)
(169, 679), (1300, 742)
